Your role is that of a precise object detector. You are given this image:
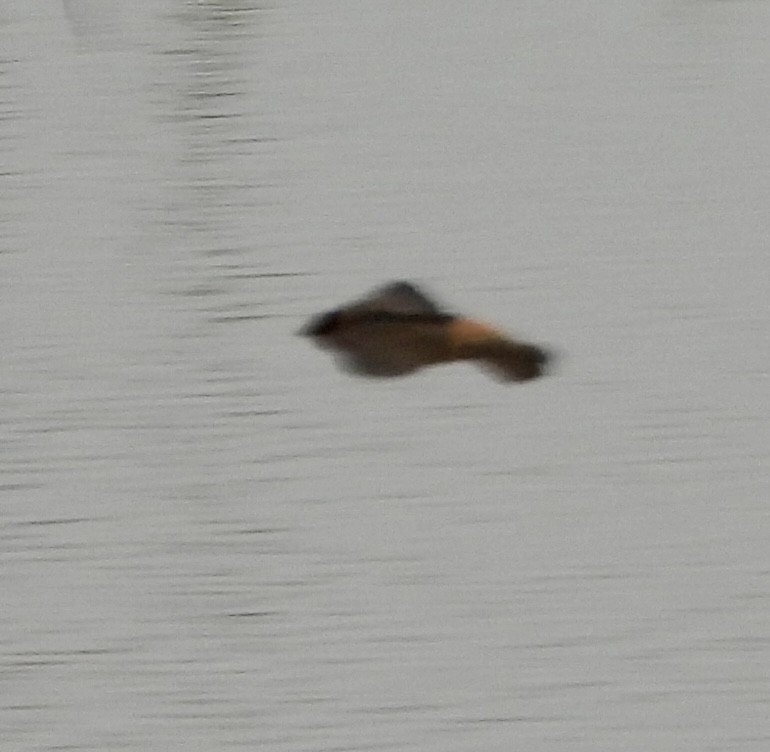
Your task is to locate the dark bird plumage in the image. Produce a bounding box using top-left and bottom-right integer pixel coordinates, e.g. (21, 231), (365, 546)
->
(300, 281), (552, 382)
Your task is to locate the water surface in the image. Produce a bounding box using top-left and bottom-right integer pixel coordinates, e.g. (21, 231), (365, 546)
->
(2, 2), (769, 750)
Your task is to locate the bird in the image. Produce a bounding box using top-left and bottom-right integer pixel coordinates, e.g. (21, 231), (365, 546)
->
(299, 281), (552, 382)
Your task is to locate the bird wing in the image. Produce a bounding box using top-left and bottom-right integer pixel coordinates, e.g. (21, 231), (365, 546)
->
(346, 281), (445, 316)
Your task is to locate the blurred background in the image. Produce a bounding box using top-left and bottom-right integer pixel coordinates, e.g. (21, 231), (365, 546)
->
(1, 1), (769, 750)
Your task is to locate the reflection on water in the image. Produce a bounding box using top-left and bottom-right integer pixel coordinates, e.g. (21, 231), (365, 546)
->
(2, 2), (769, 750)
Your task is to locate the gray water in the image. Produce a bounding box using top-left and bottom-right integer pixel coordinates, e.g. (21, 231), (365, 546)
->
(2, 2), (769, 750)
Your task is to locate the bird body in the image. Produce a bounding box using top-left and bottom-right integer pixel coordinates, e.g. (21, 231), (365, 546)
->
(300, 282), (551, 383)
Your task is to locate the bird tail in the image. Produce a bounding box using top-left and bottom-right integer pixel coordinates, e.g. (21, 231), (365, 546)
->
(476, 338), (551, 382)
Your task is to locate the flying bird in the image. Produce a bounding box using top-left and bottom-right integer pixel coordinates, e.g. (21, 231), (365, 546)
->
(300, 281), (552, 382)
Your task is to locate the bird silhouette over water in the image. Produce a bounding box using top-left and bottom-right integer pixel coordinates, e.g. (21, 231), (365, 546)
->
(300, 281), (552, 382)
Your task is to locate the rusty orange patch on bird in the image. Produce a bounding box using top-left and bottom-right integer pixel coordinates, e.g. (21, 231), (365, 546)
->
(446, 318), (500, 353)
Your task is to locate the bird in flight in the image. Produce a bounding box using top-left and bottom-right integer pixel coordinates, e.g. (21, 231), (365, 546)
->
(300, 281), (552, 382)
